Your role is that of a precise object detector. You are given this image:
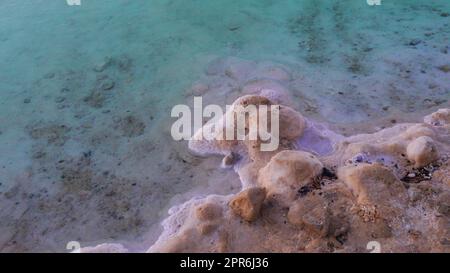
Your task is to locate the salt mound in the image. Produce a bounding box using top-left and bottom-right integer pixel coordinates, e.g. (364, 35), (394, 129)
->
(424, 108), (450, 127)
(259, 150), (323, 206)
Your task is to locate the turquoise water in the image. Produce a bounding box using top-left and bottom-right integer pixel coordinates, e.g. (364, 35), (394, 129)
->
(0, 0), (449, 252)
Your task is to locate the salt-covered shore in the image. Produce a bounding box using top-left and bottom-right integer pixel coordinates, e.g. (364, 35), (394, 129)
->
(81, 86), (449, 252)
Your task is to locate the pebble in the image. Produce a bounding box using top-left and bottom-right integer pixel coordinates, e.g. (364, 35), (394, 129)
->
(409, 39), (422, 46)
(407, 173), (416, 178)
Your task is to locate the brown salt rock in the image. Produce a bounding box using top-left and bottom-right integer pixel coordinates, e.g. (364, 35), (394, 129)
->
(258, 150), (323, 205)
(406, 136), (439, 168)
(338, 163), (408, 206)
(229, 187), (266, 222)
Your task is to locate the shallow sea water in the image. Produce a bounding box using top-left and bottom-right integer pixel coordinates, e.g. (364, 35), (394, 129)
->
(0, 0), (449, 251)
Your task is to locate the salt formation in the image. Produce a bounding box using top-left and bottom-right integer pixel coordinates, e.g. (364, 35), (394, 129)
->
(259, 151), (323, 206)
(80, 86), (449, 253)
(406, 136), (439, 168)
(78, 56), (449, 252)
(424, 109), (450, 127)
(145, 94), (449, 252)
(229, 187), (266, 222)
